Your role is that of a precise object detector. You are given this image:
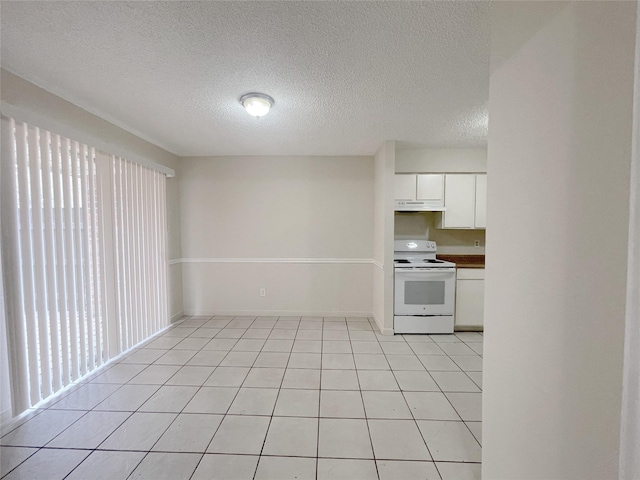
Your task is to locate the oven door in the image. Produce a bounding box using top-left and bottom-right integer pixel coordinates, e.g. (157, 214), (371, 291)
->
(394, 267), (456, 316)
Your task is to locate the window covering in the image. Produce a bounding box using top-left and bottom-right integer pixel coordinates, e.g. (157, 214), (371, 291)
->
(0, 116), (168, 415)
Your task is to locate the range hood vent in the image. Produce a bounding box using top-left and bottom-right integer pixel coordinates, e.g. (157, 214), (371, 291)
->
(395, 200), (446, 212)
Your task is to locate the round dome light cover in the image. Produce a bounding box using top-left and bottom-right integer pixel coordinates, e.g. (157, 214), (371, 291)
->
(240, 93), (274, 117)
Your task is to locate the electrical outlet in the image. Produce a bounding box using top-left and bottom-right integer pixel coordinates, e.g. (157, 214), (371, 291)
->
(260, 288), (266, 297)
(474, 240), (480, 247)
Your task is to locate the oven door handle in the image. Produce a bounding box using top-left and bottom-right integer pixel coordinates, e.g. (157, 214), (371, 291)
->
(396, 268), (455, 272)
(396, 272), (455, 280)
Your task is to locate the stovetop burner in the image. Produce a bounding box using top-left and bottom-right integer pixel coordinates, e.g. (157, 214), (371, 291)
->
(393, 239), (456, 269)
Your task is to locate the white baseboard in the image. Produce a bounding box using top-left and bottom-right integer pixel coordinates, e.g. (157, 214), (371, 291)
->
(183, 310), (373, 318)
(454, 326), (484, 332)
(175, 257), (374, 264)
(1, 407), (12, 424)
(372, 311), (394, 335)
(372, 311), (383, 333)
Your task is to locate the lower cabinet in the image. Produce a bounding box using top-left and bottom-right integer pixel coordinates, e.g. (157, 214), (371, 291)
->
(455, 269), (485, 330)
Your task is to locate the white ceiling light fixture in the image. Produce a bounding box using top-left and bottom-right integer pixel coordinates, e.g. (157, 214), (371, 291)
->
(240, 92), (274, 118)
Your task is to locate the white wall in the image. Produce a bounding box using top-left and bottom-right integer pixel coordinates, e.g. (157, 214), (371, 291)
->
(178, 155), (374, 317)
(483, 2), (635, 479)
(0, 209), (11, 422)
(0, 70), (184, 321)
(395, 147), (487, 173)
(373, 142), (395, 334)
(166, 177), (184, 321)
(619, 5), (640, 478)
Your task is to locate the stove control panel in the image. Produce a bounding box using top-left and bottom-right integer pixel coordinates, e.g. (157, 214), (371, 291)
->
(394, 239), (437, 253)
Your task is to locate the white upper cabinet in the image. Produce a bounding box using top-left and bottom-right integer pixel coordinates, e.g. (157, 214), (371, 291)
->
(394, 174), (445, 209)
(395, 172), (485, 224)
(440, 174), (476, 228)
(474, 174), (487, 229)
(394, 174), (418, 200)
(436, 173), (486, 229)
(416, 174), (444, 204)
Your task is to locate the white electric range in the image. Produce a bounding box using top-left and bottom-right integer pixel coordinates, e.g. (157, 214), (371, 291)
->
(394, 239), (456, 334)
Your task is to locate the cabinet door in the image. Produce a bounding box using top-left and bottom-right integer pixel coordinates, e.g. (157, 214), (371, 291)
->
(416, 174), (444, 205)
(455, 278), (485, 328)
(443, 174), (475, 228)
(474, 174), (487, 229)
(394, 174), (417, 201)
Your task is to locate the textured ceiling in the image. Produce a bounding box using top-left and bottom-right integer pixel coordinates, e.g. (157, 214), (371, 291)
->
(1, 1), (489, 156)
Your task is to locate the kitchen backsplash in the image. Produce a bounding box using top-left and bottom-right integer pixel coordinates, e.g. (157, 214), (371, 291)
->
(394, 212), (486, 254)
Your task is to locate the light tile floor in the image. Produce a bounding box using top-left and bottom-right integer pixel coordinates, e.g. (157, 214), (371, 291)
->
(0, 316), (482, 480)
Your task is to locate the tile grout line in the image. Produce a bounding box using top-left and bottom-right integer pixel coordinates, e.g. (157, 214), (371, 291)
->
(315, 317), (326, 480)
(351, 317), (381, 480)
(422, 335), (484, 454)
(405, 338), (466, 425)
(252, 315), (302, 480)
(179, 314), (274, 479)
(54, 316), (209, 478)
(194, 315), (265, 479)
(425, 335), (483, 449)
(390, 333), (481, 469)
(96, 315), (245, 479)
(377, 332), (441, 467)
(425, 339), (484, 454)
(27, 444), (483, 463)
(404, 335), (451, 476)
(107, 315), (236, 480)
(5, 315), (482, 479)
(0, 446), (42, 479)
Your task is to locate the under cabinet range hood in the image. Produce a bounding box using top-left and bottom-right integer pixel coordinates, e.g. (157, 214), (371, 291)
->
(394, 200), (446, 212)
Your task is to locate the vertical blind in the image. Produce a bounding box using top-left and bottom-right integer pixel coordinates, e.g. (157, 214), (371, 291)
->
(0, 116), (168, 414)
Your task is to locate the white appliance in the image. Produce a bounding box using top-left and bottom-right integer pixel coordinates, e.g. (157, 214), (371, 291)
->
(394, 239), (456, 334)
